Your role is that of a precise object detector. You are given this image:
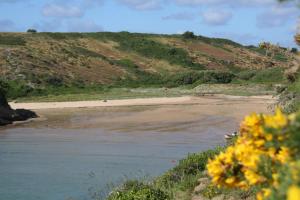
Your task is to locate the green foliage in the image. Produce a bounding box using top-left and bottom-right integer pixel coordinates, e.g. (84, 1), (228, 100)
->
(182, 31), (196, 39)
(72, 46), (104, 58)
(201, 184), (223, 198)
(106, 148), (223, 200)
(236, 70), (257, 81)
(115, 59), (139, 71)
(117, 71), (236, 88)
(118, 37), (204, 70)
(274, 53), (288, 62)
(255, 112), (300, 199)
(0, 31), (289, 100)
(45, 76), (64, 87)
(168, 71), (235, 87)
(276, 73), (300, 114)
(0, 79), (9, 96)
(235, 67), (285, 83)
(40, 32), (84, 40)
(251, 67), (285, 83)
(247, 46), (268, 56)
(196, 35), (242, 48)
(0, 35), (26, 46)
(107, 180), (170, 200)
(158, 148), (223, 186)
(1, 80), (34, 99)
(291, 48), (298, 53)
(247, 46), (289, 62)
(86, 32), (204, 69)
(283, 113), (300, 153)
(201, 184), (258, 200)
(27, 29), (37, 33)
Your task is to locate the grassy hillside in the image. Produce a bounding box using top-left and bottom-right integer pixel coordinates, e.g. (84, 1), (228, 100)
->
(0, 31), (294, 99)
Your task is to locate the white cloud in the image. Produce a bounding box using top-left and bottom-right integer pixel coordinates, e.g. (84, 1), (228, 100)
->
(116, 0), (161, 10)
(162, 12), (195, 20)
(257, 5), (298, 28)
(202, 9), (232, 26)
(80, 0), (105, 9)
(42, 3), (84, 18)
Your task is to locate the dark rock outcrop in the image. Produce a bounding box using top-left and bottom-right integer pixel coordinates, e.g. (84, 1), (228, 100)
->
(0, 92), (37, 126)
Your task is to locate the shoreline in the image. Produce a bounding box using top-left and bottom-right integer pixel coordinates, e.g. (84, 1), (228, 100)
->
(9, 94), (276, 110)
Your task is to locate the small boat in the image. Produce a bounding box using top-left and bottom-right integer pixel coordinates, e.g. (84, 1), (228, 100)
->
(225, 131), (238, 140)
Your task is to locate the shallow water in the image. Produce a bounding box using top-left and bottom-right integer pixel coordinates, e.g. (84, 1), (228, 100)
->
(0, 104), (247, 200)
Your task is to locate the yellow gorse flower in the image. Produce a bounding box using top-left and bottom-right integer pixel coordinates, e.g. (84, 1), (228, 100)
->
(207, 109), (299, 200)
(287, 185), (300, 200)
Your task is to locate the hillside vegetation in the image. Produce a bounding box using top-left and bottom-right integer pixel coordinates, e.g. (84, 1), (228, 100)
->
(0, 31), (295, 99)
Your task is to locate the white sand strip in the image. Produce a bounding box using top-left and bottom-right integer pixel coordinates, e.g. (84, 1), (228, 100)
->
(9, 96), (193, 110)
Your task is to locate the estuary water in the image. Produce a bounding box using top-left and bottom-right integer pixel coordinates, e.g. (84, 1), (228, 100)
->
(0, 97), (272, 200)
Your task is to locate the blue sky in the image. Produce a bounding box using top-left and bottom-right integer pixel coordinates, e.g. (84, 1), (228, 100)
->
(0, 0), (299, 47)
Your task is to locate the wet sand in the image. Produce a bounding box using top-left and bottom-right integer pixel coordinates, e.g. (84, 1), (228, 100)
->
(24, 95), (275, 131)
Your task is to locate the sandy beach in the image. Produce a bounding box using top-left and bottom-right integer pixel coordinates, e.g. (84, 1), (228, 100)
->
(7, 94), (277, 131)
(9, 95), (275, 110)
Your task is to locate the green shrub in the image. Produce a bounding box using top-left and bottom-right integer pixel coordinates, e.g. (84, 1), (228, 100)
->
(201, 184), (223, 199)
(250, 67), (284, 83)
(72, 46), (104, 58)
(2, 80), (34, 99)
(116, 59), (139, 71)
(45, 76), (64, 87)
(196, 35), (242, 48)
(234, 67), (285, 84)
(41, 32), (83, 40)
(27, 29), (37, 33)
(274, 53), (288, 62)
(0, 35), (26, 46)
(116, 71), (235, 89)
(107, 180), (170, 200)
(182, 31), (196, 39)
(158, 148), (223, 185)
(0, 79), (9, 96)
(202, 71), (235, 84)
(291, 48), (298, 53)
(236, 70), (257, 81)
(91, 32), (204, 70)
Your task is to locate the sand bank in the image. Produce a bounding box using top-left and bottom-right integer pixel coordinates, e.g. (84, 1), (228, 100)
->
(9, 95), (275, 110)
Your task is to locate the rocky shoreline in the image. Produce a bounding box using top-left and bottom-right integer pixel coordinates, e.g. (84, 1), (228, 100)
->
(0, 92), (37, 126)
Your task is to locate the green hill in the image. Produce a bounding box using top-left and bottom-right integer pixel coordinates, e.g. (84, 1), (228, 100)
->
(0, 31), (294, 99)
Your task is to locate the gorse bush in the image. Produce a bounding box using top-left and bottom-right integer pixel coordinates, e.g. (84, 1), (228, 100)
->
(207, 109), (300, 200)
